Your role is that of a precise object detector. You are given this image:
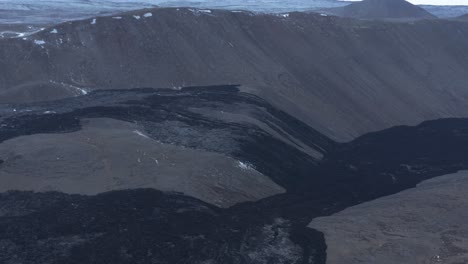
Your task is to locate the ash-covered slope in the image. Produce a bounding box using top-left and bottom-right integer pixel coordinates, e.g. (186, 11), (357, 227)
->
(3, 92), (468, 263)
(1, 8), (468, 141)
(310, 170), (468, 264)
(0, 86), (332, 207)
(322, 0), (436, 20)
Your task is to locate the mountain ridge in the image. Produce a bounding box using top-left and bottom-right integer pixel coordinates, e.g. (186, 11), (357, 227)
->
(1, 8), (468, 142)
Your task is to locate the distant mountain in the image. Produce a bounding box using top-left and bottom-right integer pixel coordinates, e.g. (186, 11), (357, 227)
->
(322, 0), (436, 20)
(0, 0), (346, 25)
(420, 5), (468, 18)
(455, 13), (468, 21)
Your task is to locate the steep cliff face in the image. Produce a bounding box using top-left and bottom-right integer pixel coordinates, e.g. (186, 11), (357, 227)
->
(1, 8), (468, 141)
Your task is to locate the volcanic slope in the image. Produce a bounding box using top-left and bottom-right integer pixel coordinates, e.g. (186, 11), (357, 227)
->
(0, 86), (331, 207)
(1, 8), (468, 141)
(2, 87), (468, 263)
(321, 0), (436, 20)
(310, 170), (468, 264)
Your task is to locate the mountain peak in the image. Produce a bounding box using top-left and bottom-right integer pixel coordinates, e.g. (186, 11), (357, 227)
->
(323, 0), (436, 21)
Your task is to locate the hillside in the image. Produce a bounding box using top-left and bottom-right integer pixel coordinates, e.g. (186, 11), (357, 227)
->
(2, 5), (468, 264)
(3, 92), (468, 263)
(1, 8), (468, 142)
(0, 86), (333, 207)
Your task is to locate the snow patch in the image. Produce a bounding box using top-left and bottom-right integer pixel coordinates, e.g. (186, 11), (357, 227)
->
(238, 161), (255, 170)
(133, 15), (141, 20)
(112, 16), (122, 19)
(0, 31), (27, 38)
(91, 18), (96, 25)
(0, 27), (47, 39)
(50, 29), (58, 34)
(75, 87), (88, 95)
(281, 13), (289, 18)
(34, 39), (45, 45)
(133, 130), (150, 139)
(320, 13), (328, 17)
(143, 12), (152, 18)
(43, 111), (56, 114)
(189, 9), (212, 15)
(48, 80), (88, 96)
